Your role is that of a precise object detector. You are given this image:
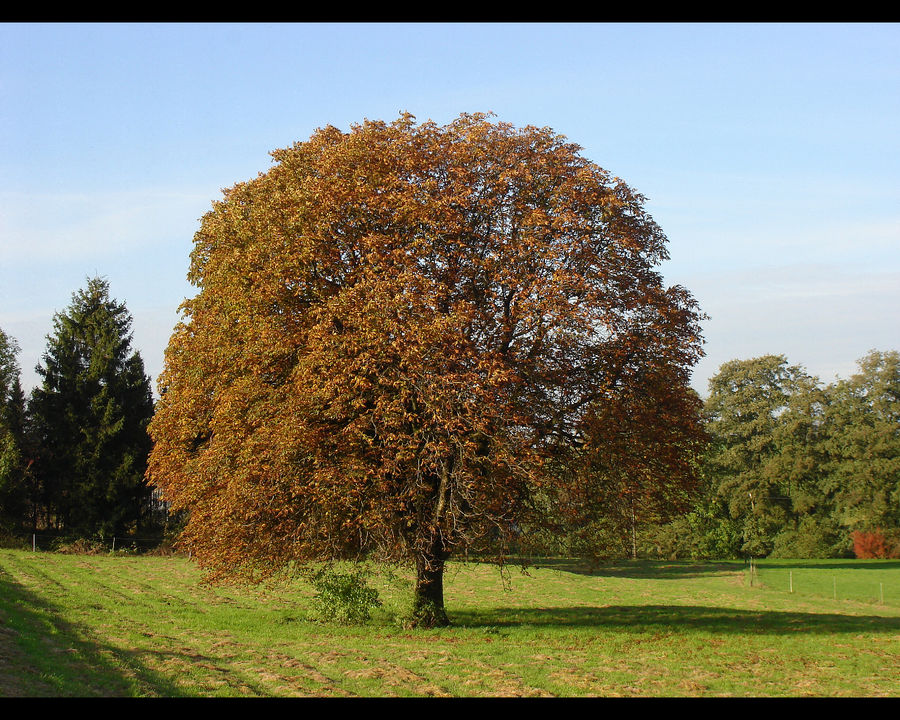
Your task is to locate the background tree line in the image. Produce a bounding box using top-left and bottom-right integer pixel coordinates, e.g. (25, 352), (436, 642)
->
(489, 349), (899, 563)
(0, 277), (158, 544)
(0, 282), (895, 561)
(641, 350), (900, 561)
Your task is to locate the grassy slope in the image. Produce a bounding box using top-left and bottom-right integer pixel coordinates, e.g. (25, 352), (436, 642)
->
(0, 550), (898, 697)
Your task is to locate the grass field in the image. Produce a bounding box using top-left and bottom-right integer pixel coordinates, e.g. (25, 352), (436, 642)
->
(0, 549), (898, 697)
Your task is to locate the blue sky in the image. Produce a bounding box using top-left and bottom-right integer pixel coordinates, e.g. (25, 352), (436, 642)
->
(1, 22), (898, 396)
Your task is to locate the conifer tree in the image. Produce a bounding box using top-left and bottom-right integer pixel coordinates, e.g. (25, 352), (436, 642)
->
(30, 277), (154, 537)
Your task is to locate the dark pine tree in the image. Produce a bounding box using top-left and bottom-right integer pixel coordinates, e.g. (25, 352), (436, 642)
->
(30, 277), (154, 538)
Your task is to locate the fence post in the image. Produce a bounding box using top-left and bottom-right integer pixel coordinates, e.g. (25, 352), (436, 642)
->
(32, 533), (35, 552)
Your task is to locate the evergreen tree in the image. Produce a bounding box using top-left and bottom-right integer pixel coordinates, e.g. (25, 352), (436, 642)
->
(30, 277), (154, 538)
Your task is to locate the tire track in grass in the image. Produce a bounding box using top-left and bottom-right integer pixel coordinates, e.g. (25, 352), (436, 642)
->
(0, 552), (171, 696)
(263, 647), (357, 696)
(4, 552), (233, 695)
(419, 642), (553, 697)
(0, 617), (57, 696)
(343, 659), (451, 697)
(20, 554), (326, 696)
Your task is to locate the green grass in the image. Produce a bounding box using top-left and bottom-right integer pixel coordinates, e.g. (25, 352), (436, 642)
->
(750, 558), (900, 606)
(0, 550), (898, 697)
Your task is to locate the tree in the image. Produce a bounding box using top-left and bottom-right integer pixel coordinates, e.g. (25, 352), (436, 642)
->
(821, 350), (900, 536)
(29, 277), (154, 537)
(0, 328), (28, 532)
(148, 113), (705, 626)
(702, 355), (827, 558)
(525, 367), (707, 560)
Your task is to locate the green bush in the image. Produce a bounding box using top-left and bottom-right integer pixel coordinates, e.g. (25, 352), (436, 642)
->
(304, 565), (382, 624)
(770, 516), (851, 559)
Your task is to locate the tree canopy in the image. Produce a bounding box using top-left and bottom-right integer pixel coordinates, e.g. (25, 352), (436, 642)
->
(700, 355), (826, 557)
(148, 113), (706, 626)
(821, 350), (900, 535)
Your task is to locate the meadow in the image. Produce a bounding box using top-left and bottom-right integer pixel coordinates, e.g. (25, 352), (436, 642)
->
(0, 549), (898, 697)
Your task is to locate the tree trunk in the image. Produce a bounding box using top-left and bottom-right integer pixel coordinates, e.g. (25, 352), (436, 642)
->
(412, 536), (450, 628)
(631, 500), (637, 560)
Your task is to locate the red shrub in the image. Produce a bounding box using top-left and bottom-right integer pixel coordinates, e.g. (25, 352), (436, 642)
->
(851, 529), (900, 559)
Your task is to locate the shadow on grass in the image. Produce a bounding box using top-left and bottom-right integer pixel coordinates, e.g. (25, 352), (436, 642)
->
(0, 570), (185, 697)
(449, 603), (900, 635)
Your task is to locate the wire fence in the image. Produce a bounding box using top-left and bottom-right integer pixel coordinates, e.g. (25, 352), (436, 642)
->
(24, 532), (178, 555)
(747, 559), (899, 608)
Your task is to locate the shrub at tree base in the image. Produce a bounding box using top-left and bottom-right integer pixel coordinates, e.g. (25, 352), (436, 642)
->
(304, 566), (383, 624)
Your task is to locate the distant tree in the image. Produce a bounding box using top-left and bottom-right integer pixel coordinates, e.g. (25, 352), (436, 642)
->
(702, 355), (826, 558)
(0, 328), (28, 532)
(0, 329), (21, 401)
(148, 113), (705, 626)
(29, 277), (154, 537)
(821, 350), (900, 537)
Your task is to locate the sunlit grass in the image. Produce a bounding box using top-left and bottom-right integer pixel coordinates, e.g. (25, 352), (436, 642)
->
(750, 558), (900, 607)
(0, 550), (897, 697)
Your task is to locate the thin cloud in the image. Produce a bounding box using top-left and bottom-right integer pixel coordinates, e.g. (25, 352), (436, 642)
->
(0, 189), (211, 263)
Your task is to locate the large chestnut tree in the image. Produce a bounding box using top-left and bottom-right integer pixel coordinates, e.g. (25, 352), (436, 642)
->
(147, 113), (705, 626)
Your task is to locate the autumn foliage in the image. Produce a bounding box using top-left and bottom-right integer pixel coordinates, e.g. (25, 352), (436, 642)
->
(147, 113), (705, 626)
(851, 529), (900, 559)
